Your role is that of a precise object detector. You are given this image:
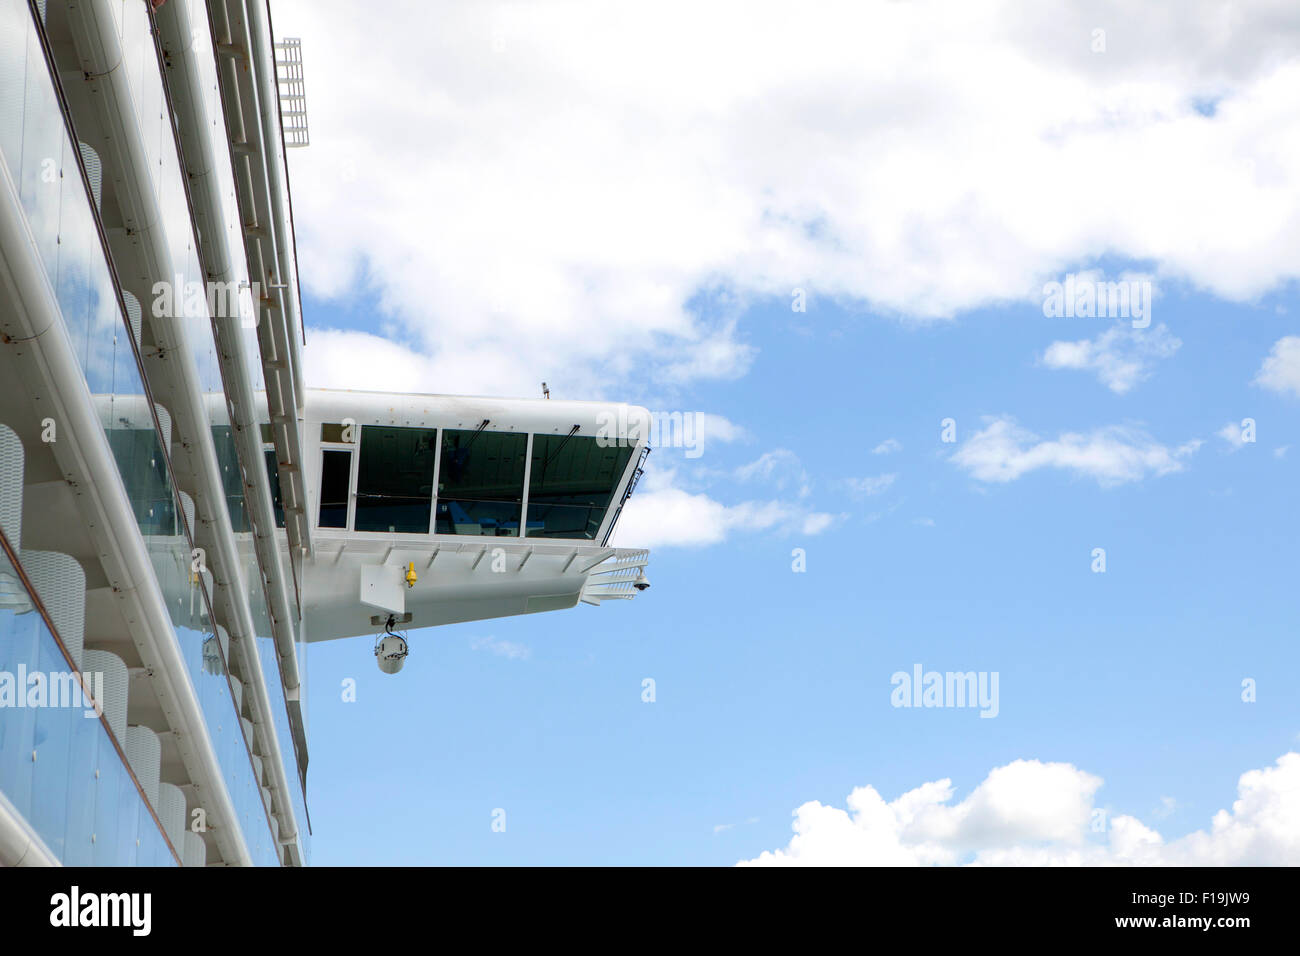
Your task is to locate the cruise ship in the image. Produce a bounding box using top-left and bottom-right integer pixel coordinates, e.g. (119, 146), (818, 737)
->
(0, 0), (650, 866)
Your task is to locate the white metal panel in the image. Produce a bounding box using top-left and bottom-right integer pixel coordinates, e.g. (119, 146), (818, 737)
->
(20, 550), (85, 669)
(359, 563), (405, 615)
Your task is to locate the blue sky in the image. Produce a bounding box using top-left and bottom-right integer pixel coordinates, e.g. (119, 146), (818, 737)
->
(298, 277), (1299, 865)
(274, 0), (1300, 864)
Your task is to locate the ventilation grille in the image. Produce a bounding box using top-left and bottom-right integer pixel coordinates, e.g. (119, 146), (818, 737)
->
(124, 726), (161, 809)
(20, 550), (85, 669)
(122, 289), (142, 346)
(78, 142), (102, 210)
(183, 831), (207, 867)
(82, 650), (128, 743)
(0, 423), (24, 548)
(158, 782), (186, 851)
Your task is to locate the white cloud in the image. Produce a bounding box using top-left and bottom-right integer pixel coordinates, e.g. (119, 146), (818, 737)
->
(302, 328), (466, 393)
(1276, 445), (1290, 458)
(1040, 323), (1181, 393)
(735, 449), (810, 496)
(801, 512), (839, 535)
(872, 439), (903, 455)
(692, 413), (748, 446)
(740, 751), (1300, 866)
(844, 473), (897, 497)
(1254, 336), (1300, 398)
(1217, 421), (1250, 450)
(644, 411), (747, 461)
(611, 468), (835, 548)
(950, 417), (1200, 486)
(276, 0), (1300, 396)
(469, 636), (531, 660)
(914, 517), (936, 527)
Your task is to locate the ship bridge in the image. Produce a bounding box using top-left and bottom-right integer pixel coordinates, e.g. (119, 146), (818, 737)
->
(285, 389), (651, 645)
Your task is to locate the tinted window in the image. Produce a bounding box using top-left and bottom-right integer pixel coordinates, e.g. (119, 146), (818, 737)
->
(355, 426), (437, 533)
(211, 425), (250, 533)
(318, 449), (351, 528)
(107, 427), (175, 537)
(435, 429), (526, 536)
(265, 449), (285, 528)
(527, 434), (632, 539)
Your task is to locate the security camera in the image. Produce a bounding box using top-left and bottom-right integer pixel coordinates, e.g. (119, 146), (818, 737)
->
(374, 632), (409, 675)
(633, 571), (650, 591)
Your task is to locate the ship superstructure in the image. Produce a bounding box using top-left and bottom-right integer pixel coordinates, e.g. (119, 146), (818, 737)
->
(0, 0), (648, 867)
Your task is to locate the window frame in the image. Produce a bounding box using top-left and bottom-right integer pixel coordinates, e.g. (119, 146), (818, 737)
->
(351, 423), (440, 536)
(263, 443), (286, 530)
(433, 426), (529, 538)
(316, 444), (355, 531)
(524, 430), (637, 541)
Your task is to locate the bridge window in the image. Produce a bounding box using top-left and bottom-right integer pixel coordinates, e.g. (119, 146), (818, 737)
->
(435, 428), (526, 536)
(107, 427), (175, 537)
(211, 425), (250, 533)
(355, 426), (438, 533)
(265, 449), (285, 528)
(318, 449), (351, 528)
(526, 434), (632, 539)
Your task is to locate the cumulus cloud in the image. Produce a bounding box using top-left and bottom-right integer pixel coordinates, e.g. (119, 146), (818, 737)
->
(740, 751), (1300, 866)
(950, 417), (1201, 486)
(302, 328), (484, 394)
(689, 413), (748, 447)
(610, 468), (836, 548)
(1216, 420), (1253, 450)
(1254, 336), (1300, 398)
(276, 0), (1300, 396)
(872, 439), (903, 455)
(640, 410), (747, 461)
(1040, 323), (1181, 393)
